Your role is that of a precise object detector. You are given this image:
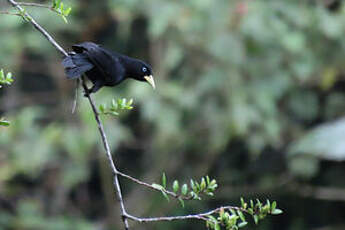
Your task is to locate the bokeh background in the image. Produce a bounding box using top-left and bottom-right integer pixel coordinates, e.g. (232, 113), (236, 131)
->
(1, 0), (345, 229)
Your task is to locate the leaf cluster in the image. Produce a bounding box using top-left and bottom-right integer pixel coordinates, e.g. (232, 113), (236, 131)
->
(206, 198), (283, 230)
(0, 69), (13, 127)
(0, 69), (13, 88)
(99, 98), (134, 116)
(152, 173), (218, 208)
(0, 118), (10, 127)
(52, 0), (72, 23)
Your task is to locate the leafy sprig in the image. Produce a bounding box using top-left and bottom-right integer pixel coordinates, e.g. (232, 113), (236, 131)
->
(0, 69), (13, 127)
(0, 118), (10, 127)
(99, 98), (134, 116)
(0, 69), (14, 87)
(152, 173), (218, 207)
(206, 198), (283, 230)
(51, 0), (72, 23)
(14, 1), (72, 23)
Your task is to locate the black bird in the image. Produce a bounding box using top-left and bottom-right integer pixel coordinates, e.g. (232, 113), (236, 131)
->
(62, 42), (155, 95)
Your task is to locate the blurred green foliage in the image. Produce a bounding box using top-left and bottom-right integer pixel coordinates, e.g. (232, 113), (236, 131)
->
(1, 0), (345, 230)
(0, 69), (13, 126)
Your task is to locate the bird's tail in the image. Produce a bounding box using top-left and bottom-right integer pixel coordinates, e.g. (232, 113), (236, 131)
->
(62, 53), (93, 79)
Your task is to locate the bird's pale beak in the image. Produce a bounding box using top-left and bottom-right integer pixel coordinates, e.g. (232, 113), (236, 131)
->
(144, 75), (155, 89)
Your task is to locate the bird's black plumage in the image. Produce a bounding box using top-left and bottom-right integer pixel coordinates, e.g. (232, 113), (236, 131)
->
(62, 42), (155, 94)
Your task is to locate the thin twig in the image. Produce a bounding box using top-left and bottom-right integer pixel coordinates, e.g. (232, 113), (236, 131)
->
(117, 170), (192, 200)
(5, 1), (130, 229)
(17, 2), (51, 9)
(6, 0), (67, 57)
(125, 206), (247, 223)
(4, 1), (252, 228)
(17, 2), (62, 15)
(81, 78), (130, 230)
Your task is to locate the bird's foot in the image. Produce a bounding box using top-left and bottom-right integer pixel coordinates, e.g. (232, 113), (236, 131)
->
(83, 88), (90, 97)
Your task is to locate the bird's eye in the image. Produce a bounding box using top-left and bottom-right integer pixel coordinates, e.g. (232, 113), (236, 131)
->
(142, 67), (147, 72)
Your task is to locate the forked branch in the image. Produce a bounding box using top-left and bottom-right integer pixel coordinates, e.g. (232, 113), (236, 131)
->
(6, 0), (129, 229)
(4, 1), (283, 230)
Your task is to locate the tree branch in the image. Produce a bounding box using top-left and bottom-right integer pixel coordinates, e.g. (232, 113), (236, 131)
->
(4, 2), (277, 230)
(124, 206), (247, 223)
(5, 1), (129, 229)
(17, 2), (65, 16)
(6, 0), (67, 57)
(17, 2), (51, 9)
(80, 78), (130, 229)
(117, 170), (192, 200)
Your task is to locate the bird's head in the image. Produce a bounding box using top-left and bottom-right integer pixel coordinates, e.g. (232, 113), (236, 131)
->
(127, 59), (155, 89)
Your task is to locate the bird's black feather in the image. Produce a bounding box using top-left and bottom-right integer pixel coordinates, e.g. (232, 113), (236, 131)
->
(63, 54), (94, 79)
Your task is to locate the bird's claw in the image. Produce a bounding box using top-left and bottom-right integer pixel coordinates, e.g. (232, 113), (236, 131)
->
(83, 89), (90, 97)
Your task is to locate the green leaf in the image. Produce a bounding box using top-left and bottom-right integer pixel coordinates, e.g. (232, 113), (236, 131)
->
(238, 221), (248, 228)
(162, 172), (167, 188)
(247, 208), (253, 215)
(0, 119), (10, 126)
(228, 214), (239, 227)
(256, 199), (262, 207)
(208, 215), (217, 223)
(178, 197), (184, 208)
(200, 177), (206, 190)
(230, 209), (236, 215)
(206, 192), (214, 196)
(99, 104), (106, 113)
(111, 111), (119, 116)
(206, 175), (210, 184)
(206, 216), (218, 230)
(195, 181), (200, 192)
(237, 210), (245, 222)
(121, 98), (127, 108)
(262, 204), (270, 213)
(240, 197), (245, 208)
(112, 99), (117, 108)
(64, 7), (72, 16)
(161, 191), (170, 202)
(152, 183), (163, 190)
(172, 180), (179, 193)
(56, 0), (61, 9)
(253, 215), (259, 225)
(208, 179), (218, 190)
(181, 184), (188, 196)
(271, 201), (277, 212)
(190, 179), (195, 190)
(271, 209), (283, 215)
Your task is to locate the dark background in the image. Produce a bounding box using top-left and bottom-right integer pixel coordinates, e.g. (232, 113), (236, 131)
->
(1, 0), (345, 229)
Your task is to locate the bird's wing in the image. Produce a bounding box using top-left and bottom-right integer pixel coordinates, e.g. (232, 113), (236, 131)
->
(73, 43), (122, 83)
(62, 53), (94, 79)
